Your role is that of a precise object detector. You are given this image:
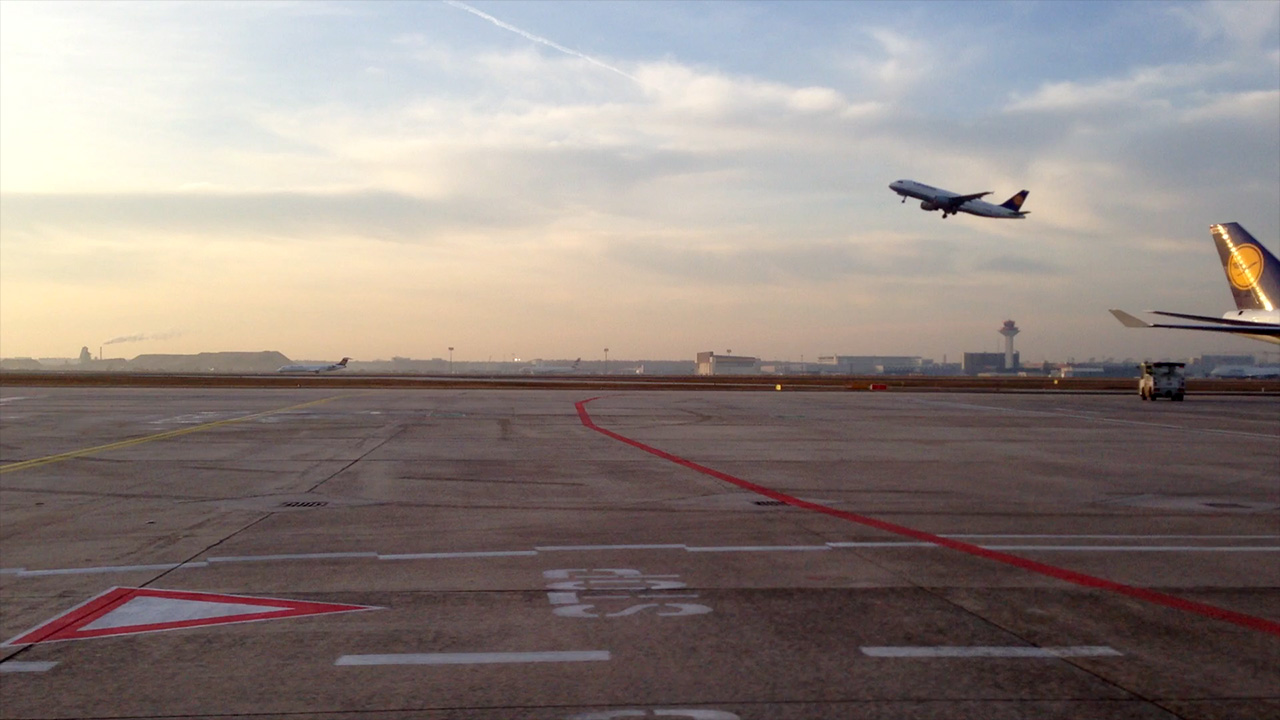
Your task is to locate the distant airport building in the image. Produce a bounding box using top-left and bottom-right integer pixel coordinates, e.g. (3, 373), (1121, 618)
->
(696, 352), (758, 375)
(815, 356), (926, 374)
(1053, 363), (1141, 379)
(1187, 354), (1257, 377)
(963, 352), (1020, 375)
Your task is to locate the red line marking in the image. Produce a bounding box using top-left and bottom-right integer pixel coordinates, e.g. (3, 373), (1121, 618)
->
(576, 397), (1280, 637)
(6, 587), (135, 646)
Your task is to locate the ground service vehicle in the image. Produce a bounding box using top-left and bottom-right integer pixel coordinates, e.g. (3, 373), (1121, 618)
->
(1139, 361), (1186, 401)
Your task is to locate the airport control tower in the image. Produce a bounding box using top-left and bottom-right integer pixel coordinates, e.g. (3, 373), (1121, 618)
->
(999, 320), (1020, 371)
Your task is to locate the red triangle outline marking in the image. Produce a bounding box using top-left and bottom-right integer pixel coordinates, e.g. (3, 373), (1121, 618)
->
(3, 587), (380, 646)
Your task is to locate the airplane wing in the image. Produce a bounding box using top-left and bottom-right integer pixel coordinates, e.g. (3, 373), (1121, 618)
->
(1110, 310), (1280, 336)
(1149, 311), (1277, 327)
(1144, 324), (1280, 337)
(943, 191), (991, 208)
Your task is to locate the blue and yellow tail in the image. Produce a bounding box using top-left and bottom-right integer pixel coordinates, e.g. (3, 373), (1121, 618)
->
(999, 190), (1030, 212)
(1211, 223), (1278, 312)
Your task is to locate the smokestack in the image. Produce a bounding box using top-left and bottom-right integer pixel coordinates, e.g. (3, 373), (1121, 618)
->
(999, 320), (1020, 371)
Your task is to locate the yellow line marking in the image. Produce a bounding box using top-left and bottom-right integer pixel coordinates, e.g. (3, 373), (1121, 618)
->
(0, 395), (349, 474)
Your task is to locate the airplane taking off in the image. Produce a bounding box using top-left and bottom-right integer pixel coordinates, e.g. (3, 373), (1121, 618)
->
(1110, 223), (1280, 345)
(889, 180), (1030, 219)
(277, 357), (351, 374)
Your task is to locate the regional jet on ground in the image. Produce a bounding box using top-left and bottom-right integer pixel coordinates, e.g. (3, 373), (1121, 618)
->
(889, 179), (1030, 219)
(1110, 223), (1280, 345)
(519, 358), (581, 375)
(277, 357), (351, 374)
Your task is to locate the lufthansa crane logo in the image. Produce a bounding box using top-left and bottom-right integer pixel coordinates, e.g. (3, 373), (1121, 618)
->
(1227, 245), (1264, 292)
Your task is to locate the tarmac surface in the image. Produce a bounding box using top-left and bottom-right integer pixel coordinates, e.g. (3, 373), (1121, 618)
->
(0, 386), (1277, 719)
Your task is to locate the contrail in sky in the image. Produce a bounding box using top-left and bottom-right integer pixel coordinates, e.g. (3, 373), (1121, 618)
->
(443, 0), (643, 85)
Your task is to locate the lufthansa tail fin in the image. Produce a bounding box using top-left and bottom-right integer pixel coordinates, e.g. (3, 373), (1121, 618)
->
(999, 190), (1029, 212)
(1211, 223), (1278, 312)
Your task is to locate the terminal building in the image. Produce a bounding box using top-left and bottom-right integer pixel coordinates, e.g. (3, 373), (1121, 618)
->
(815, 356), (927, 374)
(963, 352), (1019, 375)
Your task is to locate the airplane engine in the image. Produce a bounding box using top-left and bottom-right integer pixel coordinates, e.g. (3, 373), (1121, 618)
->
(919, 200), (939, 211)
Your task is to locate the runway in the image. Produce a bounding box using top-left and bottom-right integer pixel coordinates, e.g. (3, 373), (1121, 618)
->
(1, 387), (1277, 719)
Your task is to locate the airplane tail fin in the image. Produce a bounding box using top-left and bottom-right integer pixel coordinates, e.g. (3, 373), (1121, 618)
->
(337, 357), (350, 367)
(1211, 223), (1278, 312)
(999, 190), (1029, 212)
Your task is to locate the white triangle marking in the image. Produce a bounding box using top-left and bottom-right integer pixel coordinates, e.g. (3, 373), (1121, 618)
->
(80, 595), (285, 631)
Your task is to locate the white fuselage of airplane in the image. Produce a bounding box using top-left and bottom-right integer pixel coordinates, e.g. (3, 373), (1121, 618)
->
(889, 180), (1028, 219)
(1209, 364), (1280, 378)
(520, 359), (582, 375)
(1216, 309), (1280, 345)
(277, 357), (350, 374)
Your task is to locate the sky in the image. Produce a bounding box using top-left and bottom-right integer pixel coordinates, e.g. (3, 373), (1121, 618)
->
(2, 1), (1278, 364)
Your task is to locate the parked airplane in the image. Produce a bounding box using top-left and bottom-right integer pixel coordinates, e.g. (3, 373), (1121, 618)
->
(889, 179), (1029, 219)
(519, 358), (581, 375)
(1209, 365), (1280, 379)
(277, 357), (351, 374)
(1110, 223), (1280, 345)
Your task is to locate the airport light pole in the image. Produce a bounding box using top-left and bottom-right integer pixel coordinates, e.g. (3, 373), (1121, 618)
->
(604, 348), (609, 375)
(448, 347), (454, 375)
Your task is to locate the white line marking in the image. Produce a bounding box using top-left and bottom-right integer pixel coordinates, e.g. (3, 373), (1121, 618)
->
(685, 546), (831, 553)
(7, 538), (1278, 577)
(206, 552), (378, 563)
(17, 562), (208, 577)
(861, 646), (1122, 658)
(0, 661), (58, 673)
(378, 551), (538, 560)
(335, 650), (610, 666)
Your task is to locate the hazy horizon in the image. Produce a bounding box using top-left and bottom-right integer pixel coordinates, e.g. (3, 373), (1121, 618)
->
(3, 1), (1278, 363)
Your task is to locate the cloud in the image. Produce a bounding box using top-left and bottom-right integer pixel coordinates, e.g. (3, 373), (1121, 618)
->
(1180, 89), (1280, 123)
(0, 191), (545, 244)
(1, 2), (1276, 362)
(604, 236), (964, 287)
(1169, 1), (1280, 50)
(975, 255), (1060, 276)
(1004, 63), (1226, 113)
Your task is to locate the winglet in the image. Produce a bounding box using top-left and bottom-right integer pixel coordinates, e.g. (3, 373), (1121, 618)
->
(1109, 309), (1152, 328)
